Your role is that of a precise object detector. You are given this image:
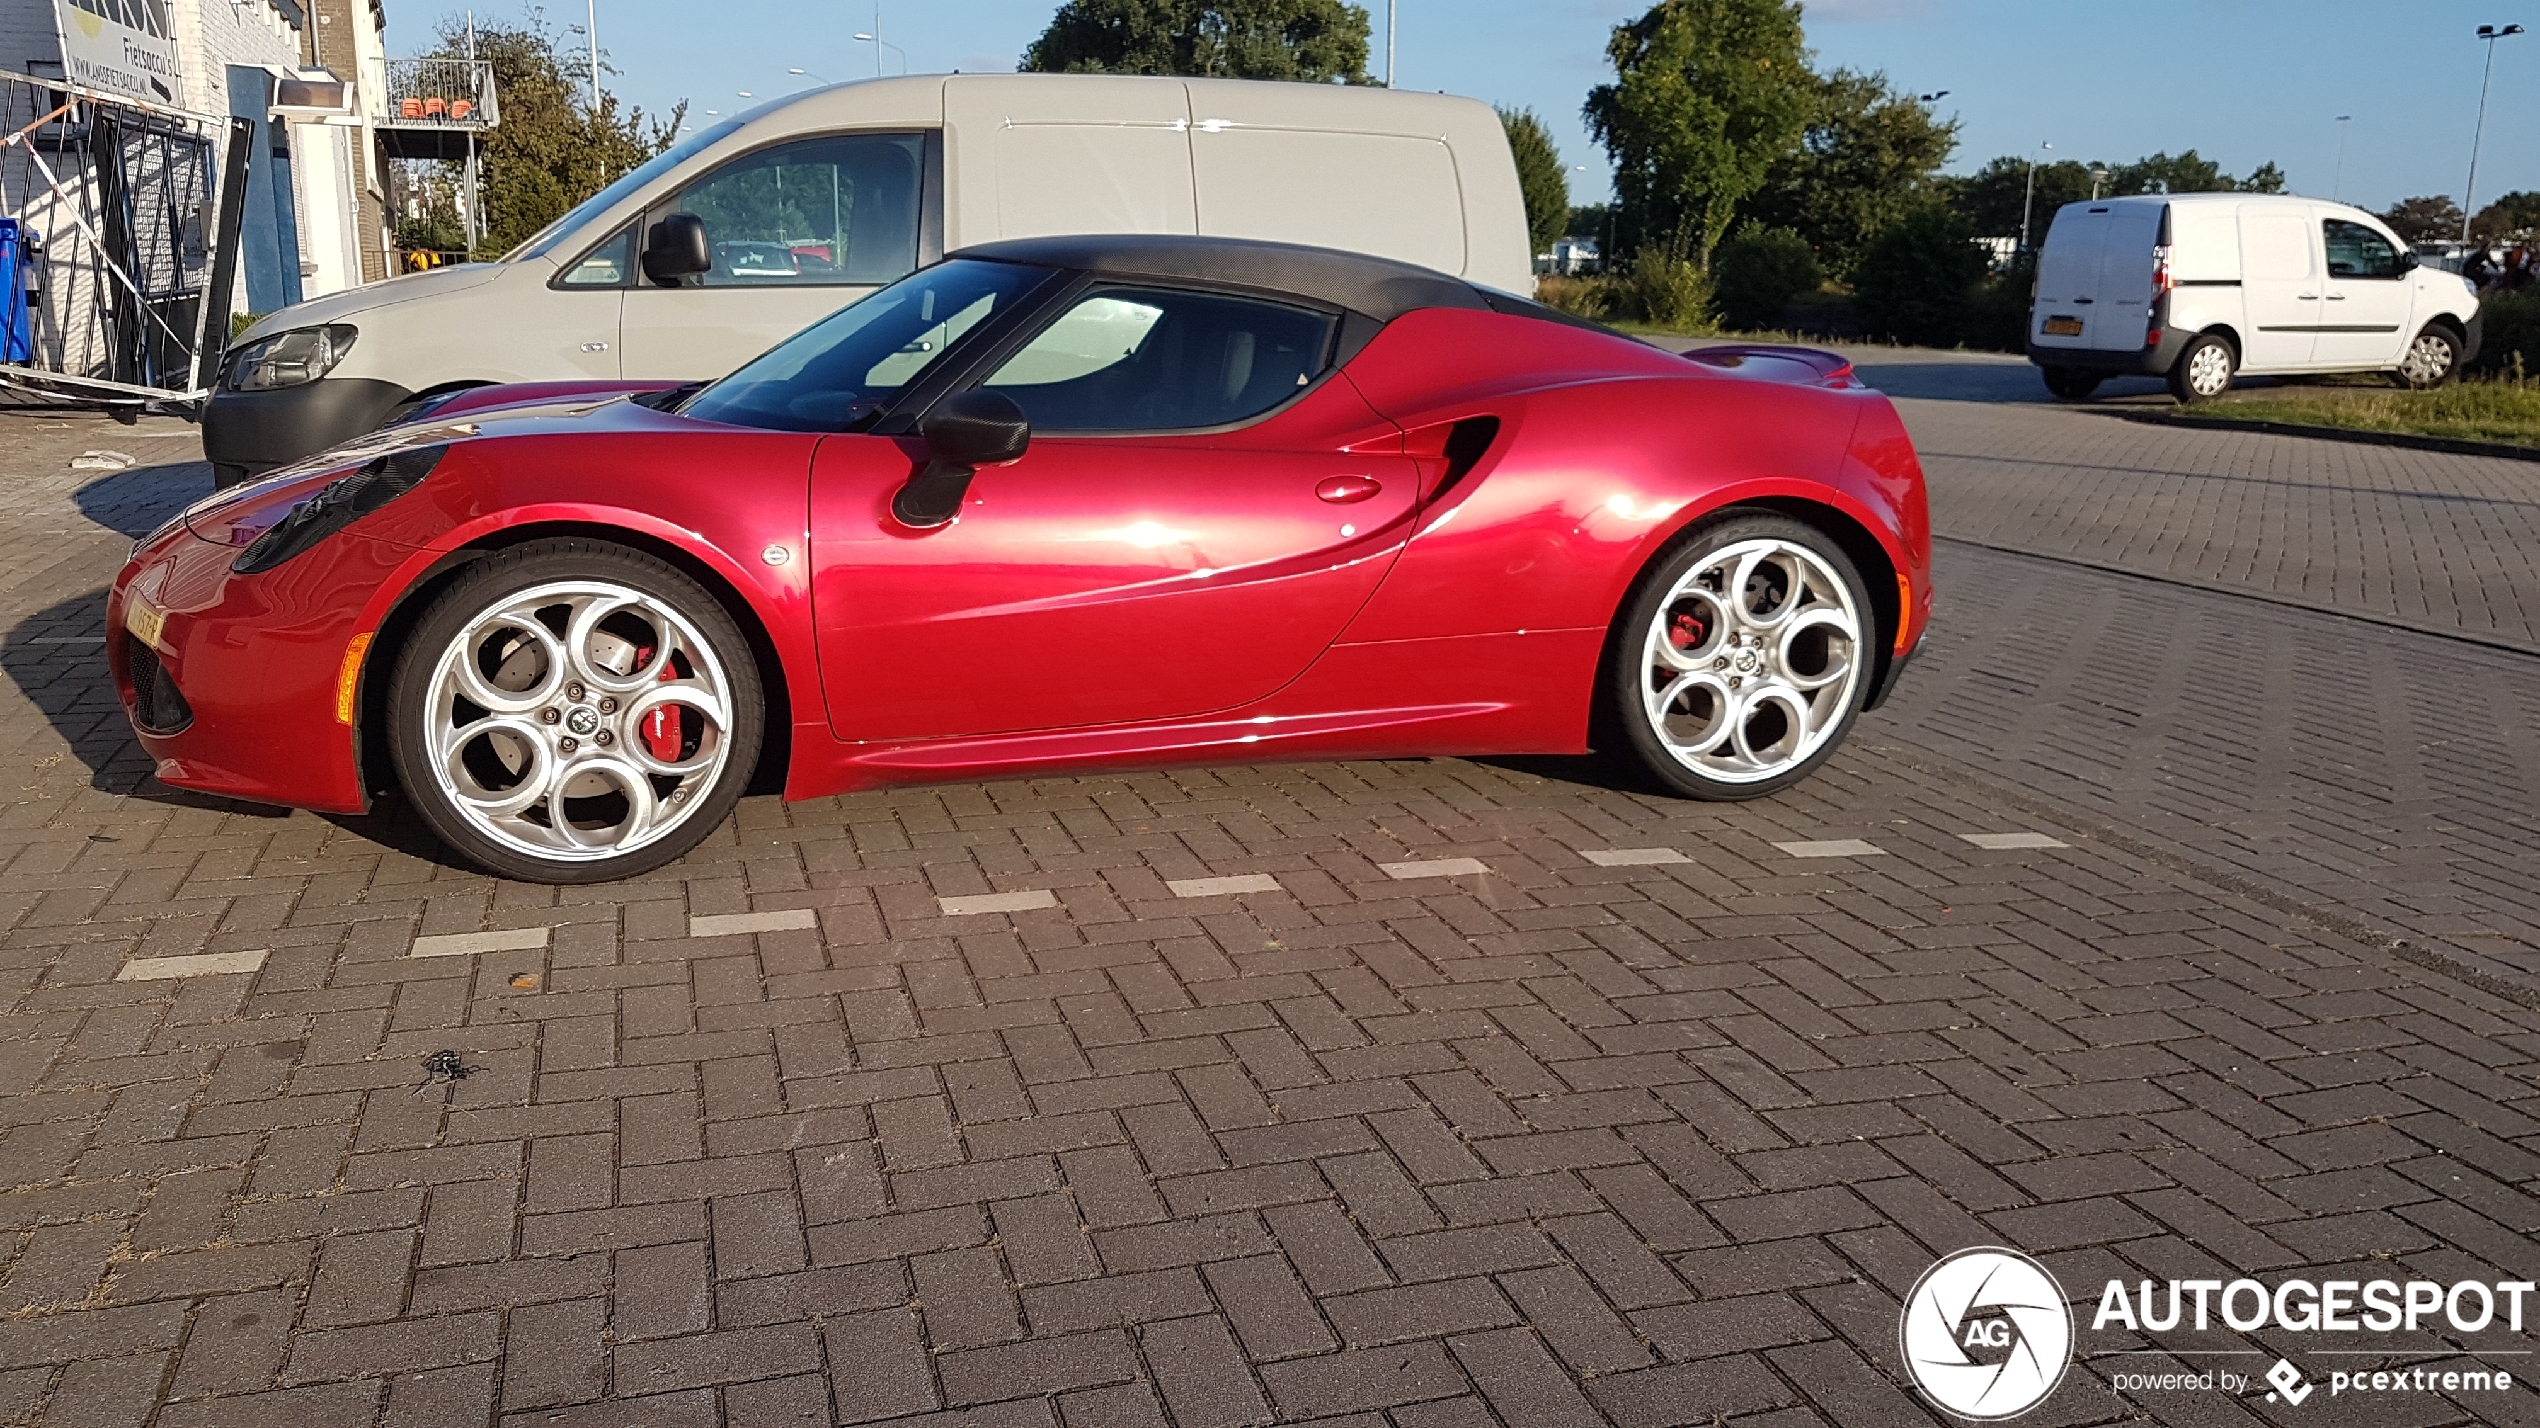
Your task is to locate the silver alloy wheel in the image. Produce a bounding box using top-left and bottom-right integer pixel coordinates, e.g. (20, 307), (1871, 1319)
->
(1639, 538), (1863, 784)
(421, 579), (735, 863)
(2399, 331), (2455, 385)
(2184, 341), (2234, 398)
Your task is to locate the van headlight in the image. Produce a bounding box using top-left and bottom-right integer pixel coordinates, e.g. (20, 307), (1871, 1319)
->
(225, 324), (358, 391)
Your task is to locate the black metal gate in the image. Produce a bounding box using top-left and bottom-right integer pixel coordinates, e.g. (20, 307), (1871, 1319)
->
(92, 108), (213, 389)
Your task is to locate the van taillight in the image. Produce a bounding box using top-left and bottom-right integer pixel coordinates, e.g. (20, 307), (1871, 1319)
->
(2150, 243), (2174, 299)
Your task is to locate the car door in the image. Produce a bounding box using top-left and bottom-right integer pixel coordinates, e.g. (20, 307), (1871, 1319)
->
(619, 131), (930, 380)
(534, 223), (637, 377)
(943, 74), (1196, 243)
(2315, 215), (2415, 370)
(2236, 206), (2320, 371)
(809, 282), (1417, 742)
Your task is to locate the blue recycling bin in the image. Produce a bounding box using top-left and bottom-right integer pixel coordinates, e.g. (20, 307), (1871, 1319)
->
(0, 218), (33, 363)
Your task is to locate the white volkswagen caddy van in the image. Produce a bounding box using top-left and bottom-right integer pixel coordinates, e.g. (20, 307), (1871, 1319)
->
(2027, 193), (2483, 404)
(204, 73), (1532, 484)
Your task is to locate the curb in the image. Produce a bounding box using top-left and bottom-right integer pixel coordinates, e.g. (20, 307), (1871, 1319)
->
(2110, 408), (2540, 463)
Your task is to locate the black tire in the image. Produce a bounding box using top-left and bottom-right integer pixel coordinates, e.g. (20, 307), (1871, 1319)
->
(2041, 367), (2103, 401)
(1608, 514), (1876, 802)
(387, 539), (764, 883)
(2167, 332), (2236, 403)
(2395, 324), (2462, 389)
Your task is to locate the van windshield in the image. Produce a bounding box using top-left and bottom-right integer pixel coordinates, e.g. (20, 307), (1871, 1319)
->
(503, 117), (747, 263)
(680, 259), (1054, 433)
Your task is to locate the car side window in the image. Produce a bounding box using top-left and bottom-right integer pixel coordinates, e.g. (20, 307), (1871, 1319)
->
(671, 132), (924, 287)
(2323, 219), (2403, 279)
(978, 285), (1337, 433)
(558, 225), (635, 287)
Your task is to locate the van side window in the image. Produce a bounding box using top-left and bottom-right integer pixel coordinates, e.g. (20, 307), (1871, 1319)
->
(559, 226), (635, 287)
(979, 286), (1337, 433)
(671, 132), (925, 287)
(2323, 220), (2403, 279)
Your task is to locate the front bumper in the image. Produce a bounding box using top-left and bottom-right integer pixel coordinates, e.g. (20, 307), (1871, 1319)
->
(2464, 307), (2485, 367)
(202, 376), (410, 481)
(2028, 323), (2190, 377)
(109, 517), (408, 814)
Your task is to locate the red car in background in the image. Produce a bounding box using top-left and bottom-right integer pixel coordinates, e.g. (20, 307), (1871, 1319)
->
(110, 235), (1931, 883)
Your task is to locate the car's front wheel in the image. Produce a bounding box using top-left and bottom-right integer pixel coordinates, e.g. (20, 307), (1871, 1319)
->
(1610, 516), (1875, 801)
(388, 540), (763, 883)
(2395, 325), (2461, 389)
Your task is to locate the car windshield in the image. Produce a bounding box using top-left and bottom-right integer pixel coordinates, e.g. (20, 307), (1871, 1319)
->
(503, 117), (747, 262)
(680, 259), (1054, 433)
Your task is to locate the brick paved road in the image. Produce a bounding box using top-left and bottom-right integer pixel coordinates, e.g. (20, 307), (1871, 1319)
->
(3, 390), (2539, 1428)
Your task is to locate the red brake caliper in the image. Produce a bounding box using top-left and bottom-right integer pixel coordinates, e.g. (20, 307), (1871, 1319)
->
(638, 647), (685, 762)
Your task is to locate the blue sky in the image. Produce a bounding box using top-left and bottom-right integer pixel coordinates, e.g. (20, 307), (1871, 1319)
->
(395, 1), (2540, 217)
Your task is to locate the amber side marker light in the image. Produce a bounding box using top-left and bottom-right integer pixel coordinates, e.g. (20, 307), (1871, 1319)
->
(335, 633), (373, 725)
(1894, 572), (1914, 653)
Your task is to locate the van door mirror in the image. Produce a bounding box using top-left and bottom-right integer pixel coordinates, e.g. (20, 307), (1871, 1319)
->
(2400, 249), (2420, 272)
(891, 391), (1031, 529)
(641, 214), (710, 285)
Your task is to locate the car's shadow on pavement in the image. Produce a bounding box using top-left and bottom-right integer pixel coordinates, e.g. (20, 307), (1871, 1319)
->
(74, 457), (212, 538)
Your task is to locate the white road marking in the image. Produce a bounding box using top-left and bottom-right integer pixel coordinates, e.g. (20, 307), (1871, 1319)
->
(691, 909), (819, 937)
(1960, 832), (2069, 850)
(410, 927), (552, 958)
(1583, 848), (1689, 867)
(1167, 874), (1283, 898)
(1379, 858), (1491, 879)
(938, 890), (1060, 916)
(117, 950), (267, 980)
(1773, 839), (1887, 858)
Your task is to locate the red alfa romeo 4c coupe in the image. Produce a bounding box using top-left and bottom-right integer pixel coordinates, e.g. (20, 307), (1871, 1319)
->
(111, 235), (1931, 883)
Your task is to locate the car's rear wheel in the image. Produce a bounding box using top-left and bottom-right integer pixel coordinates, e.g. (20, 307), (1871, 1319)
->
(2169, 333), (2236, 403)
(388, 540), (762, 883)
(2395, 325), (2461, 389)
(2041, 366), (2103, 401)
(1610, 516), (1874, 801)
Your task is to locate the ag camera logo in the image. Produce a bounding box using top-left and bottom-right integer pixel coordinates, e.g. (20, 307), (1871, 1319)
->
(1901, 1248), (2074, 1419)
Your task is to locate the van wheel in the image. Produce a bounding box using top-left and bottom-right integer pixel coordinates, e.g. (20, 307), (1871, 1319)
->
(2395, 326), (2461, 389)
(2168, 334), (2235, 403)
(2041, 367), (2103, 401)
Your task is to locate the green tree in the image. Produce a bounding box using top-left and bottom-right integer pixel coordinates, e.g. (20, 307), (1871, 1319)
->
(1500, 108), (1570, 256)
(2382, 195), (2465, 243)
(1022, 0), (1372, 82)
(1946, 155), (2096, 240)
(2237, 161), (2286, 194)
(1583, 0), (1812, 266)
(2472, 190), (2540, 242)
(1742, 68), (1956, 277)
(443, 13), (683, 257)
(1710, 222), (1818, 329)
(1852, 202), (1989, 346)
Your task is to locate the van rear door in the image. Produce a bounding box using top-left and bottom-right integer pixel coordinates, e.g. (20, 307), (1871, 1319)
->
(2086, 204), (2161, 351)
(2031, 204), (2108, 351)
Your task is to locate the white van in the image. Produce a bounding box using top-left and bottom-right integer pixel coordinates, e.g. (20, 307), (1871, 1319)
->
(203, 73), (1532, 484)
(2027, 193), (2483, 403)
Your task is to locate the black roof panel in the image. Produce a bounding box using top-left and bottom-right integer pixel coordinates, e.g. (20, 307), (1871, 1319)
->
(949, 233), (1493, 321)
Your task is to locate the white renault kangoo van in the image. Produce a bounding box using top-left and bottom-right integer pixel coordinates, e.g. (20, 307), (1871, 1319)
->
(2027, 193), (2483, 403)
(204, 73), (1532, 484)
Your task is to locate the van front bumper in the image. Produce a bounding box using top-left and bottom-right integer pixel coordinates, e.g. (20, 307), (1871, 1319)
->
(202, 376), (411, 483)
(2027, 324), (2191, 377)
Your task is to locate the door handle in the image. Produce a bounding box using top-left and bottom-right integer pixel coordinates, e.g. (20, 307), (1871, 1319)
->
(1316, 475), (1382, 504)
(2297, 293), (2320, 300)
(2326, 293), (2346, 301)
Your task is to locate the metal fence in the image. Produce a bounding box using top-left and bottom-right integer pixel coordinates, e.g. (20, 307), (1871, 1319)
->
(2, 68), (228, 407)
(383, 57), (497, 129)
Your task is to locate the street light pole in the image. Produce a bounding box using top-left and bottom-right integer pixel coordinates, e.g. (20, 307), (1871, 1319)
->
(1385, 0), (1397, 87)
(2331, 115), (2351, 202)
(585, 0), (599, 110)
(2464, 23), (2525, 242)
(2019, 141), (2051, 254)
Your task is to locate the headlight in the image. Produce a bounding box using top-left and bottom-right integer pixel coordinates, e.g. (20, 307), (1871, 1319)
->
(225, 324), (358, 391)
(232, 444), (446, 574)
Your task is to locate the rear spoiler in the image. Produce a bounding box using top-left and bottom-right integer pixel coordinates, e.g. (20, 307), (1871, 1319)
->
(1678, 344), (1859, 389)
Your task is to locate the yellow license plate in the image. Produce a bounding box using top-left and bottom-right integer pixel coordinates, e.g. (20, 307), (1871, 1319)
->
(124, 597), (166, 652)
(2042, 316), (2084, 336)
